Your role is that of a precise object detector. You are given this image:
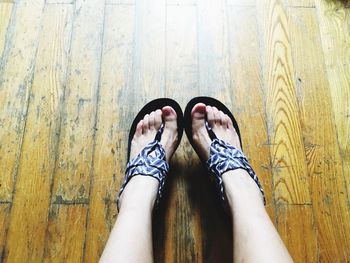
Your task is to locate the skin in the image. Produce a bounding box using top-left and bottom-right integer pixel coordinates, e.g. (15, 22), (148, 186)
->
(191, 103), (293, 263)
(100, 103), (293, 263)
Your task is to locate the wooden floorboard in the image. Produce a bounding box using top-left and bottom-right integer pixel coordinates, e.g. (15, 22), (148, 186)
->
(3, 3), (72, 262)
(84, 5), (134, 262)
(1, 0), (350, 262)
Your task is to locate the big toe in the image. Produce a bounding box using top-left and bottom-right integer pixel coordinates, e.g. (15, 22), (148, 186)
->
(162, 106), (177, 124)
(191, 103), (207, 130)
(191, 103), (211, 160)
(160, 106), (178, 162)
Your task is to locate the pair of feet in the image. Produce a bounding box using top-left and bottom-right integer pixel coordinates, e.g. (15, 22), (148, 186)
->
(119, 103), (256, 209)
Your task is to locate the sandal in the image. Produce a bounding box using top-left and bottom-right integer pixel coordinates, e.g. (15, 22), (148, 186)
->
(184, 96), (265, 205)
(117, 98), (184, 209)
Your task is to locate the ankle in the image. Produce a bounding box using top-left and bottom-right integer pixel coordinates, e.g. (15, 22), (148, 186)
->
(118, 176), (159, 211)
(223, 169), (265, 210)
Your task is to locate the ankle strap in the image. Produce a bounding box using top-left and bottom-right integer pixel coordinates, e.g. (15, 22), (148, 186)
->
(117, 140), (169, 209)
(206, 139), (266, 205)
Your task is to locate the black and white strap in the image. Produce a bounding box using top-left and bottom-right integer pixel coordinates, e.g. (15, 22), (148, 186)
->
(117, 124), (169, 209)
(206, 138), (266, 205)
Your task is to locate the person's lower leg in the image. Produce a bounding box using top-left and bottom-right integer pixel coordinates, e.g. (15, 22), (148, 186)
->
(100, 177), (157, 263)
(190, 103), (293, 262)
(223, 170), (293, 262)
(100, 106), (179, 263)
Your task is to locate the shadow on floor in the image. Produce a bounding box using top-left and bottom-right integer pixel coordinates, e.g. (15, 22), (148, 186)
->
(153, 156), (232, 263)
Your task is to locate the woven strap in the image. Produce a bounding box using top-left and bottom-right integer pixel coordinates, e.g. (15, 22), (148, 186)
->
(206, 139), (266, 204)
(117, 125), (169, 208)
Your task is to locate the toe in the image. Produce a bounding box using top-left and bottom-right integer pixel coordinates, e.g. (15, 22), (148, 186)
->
(227, 117), (233, 129)
(135, 120), (143, 136)
(162, 106), (177, 123)
(161, 106), (178, 162)
(149, 111), (155, 130)
(212, 107), (221, 125)
(223, 115), (230, 128)
(206, 106), (215, 127)
(154, 109), (162, 130)
(142, 114), (150, 134)
(220, 111), (228, 128)
(191, 103), (207, 138)
(192, 103), (212, 160)
(192, 103), (207, 123)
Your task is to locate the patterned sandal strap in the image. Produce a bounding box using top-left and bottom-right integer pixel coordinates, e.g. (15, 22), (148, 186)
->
(206, 139), (266, 205)
(117, 124), (169, 209)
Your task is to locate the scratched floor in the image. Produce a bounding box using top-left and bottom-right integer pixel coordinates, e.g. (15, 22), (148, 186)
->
(0, 0), (349, 262)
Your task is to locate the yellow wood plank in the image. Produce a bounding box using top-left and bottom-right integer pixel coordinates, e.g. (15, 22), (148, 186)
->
(227, 6), (275, 218)
(197, 0), (231, 100)
(0, 3), (13, 58)
(316, 0), (350, 212)
(50, 0), (105, 202)
(277, 205), (317, 262)
(0, 204), (10, 259)
(133, 0), (166, 102)
(256, 0), (311, 204)
(44, 205), (87, 262)
(289, 6), (350, 261)
(3, 5), (73, 262)
(158, 5), (203, 263)
(84, 5), (134, 262)
(0, 0), (45, 202)
(166, 5), (198, 105)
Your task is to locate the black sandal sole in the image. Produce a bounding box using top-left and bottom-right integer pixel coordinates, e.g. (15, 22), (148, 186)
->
(184, 96), (242, 158)
(127, 98), (184, 161)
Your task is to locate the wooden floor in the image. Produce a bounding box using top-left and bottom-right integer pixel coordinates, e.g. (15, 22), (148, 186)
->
(0, 0), (349, 262)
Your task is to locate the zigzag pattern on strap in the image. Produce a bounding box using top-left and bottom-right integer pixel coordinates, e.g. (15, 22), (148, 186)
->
(117, 139), (169, 208)
(206, 139), (266, 205)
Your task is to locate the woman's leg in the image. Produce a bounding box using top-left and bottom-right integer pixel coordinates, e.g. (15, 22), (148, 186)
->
(223, 170), (293, 262)
(191, 103), (293, 263)
(100, 177), (158, 263)
(100, 107), (178, 263)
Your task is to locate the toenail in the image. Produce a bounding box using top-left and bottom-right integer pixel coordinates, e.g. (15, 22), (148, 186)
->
(163, 109), (171, 116)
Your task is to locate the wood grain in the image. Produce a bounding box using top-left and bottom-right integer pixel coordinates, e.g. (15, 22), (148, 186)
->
(0, 0), (45, 202)
(289, 6), (350, 261)
(197, 0), (231, 101)
(0, 3), (12, 58)
(0, 204), (10, 260)
(257, 0), (311, 205)
(277, 204), (317, 262)
(227, 6), (275, 218)
(166, 5), (198, 106)
(157, 5), (202, 263)
(44, 205), (87, 262)
(316, 0), (350, 213)
(285, 0), (314, 7)
(3, 5), (73, 262)
(132, 0), (166, 103)
(84, 5), (134, 262)
(1, 0), (350, 261)
(105, 0), (134, 4)
(50, 0), (105, 203)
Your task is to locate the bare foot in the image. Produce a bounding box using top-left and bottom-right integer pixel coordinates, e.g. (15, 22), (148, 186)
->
(191, 103), (241, 160)
(118, 106), (179, 210)
(191, 103), (263, 205)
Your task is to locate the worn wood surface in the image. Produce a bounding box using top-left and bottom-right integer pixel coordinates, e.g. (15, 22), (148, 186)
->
(1, 0), (350, 262)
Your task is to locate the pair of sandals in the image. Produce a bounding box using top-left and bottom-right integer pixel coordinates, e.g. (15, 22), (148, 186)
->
(118, 97), (265, 209)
